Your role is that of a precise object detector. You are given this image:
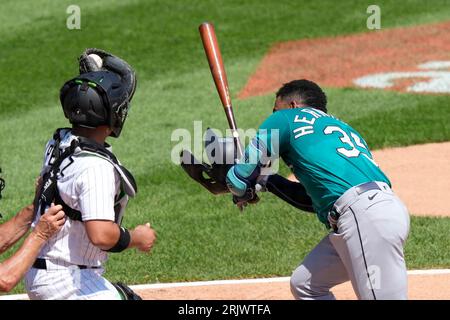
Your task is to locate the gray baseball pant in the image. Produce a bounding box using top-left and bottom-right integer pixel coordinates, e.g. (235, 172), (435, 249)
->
(290, 181), (410, 300)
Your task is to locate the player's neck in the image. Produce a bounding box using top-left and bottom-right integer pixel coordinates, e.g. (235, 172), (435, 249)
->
(72, 126), (108, 145)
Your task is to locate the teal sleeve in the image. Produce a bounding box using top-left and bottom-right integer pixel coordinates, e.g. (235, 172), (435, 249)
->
(226, 111), (291, 196)
(257, 111), (291, 157)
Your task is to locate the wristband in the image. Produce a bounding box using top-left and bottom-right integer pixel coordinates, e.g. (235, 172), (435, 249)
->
(106, 227), (130, 252)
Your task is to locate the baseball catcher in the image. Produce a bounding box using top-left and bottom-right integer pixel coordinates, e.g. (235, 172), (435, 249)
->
(26, 49), (154, 300)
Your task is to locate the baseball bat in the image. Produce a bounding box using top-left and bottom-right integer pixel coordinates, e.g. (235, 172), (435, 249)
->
(199, 22), (243, 159)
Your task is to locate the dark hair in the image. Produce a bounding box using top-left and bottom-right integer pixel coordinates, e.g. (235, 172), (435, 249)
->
(276, 79), (327, 113)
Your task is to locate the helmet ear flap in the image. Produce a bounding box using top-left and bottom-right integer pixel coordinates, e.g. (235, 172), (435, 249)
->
(109, 98), (130, 138)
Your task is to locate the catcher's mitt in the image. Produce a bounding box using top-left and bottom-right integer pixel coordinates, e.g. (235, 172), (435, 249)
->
(78, 48), (137, 101)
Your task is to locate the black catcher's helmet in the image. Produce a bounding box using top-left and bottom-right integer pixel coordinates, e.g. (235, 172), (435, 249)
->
(60, 71), (133, 138)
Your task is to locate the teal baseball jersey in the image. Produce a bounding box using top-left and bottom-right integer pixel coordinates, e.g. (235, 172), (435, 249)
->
(248, 107), (390, 224)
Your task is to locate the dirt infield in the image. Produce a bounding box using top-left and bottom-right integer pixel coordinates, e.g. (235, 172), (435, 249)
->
(371, 142), (450, 216)
(3, 271), (449, 300)
(239, 21), (450, 98)
(136, 271), (450, 300)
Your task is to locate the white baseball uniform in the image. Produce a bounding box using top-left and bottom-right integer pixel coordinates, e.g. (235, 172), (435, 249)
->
(25, 129), (128, 300)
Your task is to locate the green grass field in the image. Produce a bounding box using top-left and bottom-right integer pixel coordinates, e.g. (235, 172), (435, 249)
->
(1, 0), (450, 294)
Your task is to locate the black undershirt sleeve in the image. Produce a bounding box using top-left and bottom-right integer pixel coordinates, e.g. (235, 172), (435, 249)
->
(266, 174), (315, 213)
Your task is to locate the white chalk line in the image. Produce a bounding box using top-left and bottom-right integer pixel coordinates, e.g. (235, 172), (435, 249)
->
(2, 268), (450, 300)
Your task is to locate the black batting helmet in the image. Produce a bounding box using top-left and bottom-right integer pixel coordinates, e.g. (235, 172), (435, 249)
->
(60, 71), (133, 138)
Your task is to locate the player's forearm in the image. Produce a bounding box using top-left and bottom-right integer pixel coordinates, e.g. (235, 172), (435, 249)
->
(85, 220), (121, 250)
(266, 174), (315, 213)
(0, 231), (45, 292)
(128, 230), (137, 249)
(0, 205), (34, 254)
(10, 205), (35, 244)
(85, 220), (155, 253)
(227, 132), (279, 196)
(95, 226), (148, 252)
(128, 229), (143, 249)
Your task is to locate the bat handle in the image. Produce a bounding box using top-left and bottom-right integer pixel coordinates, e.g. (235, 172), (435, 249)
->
(224, 107), (244, 160)
(232, 133), (243, 162)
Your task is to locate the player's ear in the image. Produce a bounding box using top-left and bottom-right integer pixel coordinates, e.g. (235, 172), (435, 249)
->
(289, 101), (299, 109)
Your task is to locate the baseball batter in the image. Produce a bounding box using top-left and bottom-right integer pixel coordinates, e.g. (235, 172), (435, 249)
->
(25, 49), (156, 300)
(225, 80), (410, 300)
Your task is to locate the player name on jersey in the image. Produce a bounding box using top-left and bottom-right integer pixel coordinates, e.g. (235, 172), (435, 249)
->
(293, 108), (331, 139)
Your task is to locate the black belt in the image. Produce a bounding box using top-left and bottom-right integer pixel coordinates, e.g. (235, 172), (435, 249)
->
(354, 181), (382, 195)
(329, 181), (383, 229)
(32, 258), (100, 270)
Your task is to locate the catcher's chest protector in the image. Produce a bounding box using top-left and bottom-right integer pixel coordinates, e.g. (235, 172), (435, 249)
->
(38, 128), (137, 224)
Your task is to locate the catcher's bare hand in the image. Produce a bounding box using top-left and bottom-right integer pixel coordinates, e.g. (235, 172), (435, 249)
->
(131, 223), (156, 253)
(33, 204), (65, 241)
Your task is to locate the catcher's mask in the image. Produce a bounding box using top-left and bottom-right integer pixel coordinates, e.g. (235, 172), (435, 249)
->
(60, 71), (132, 138)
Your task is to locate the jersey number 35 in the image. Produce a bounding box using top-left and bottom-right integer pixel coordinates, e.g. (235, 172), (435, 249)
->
(323, 126), (378, 167)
